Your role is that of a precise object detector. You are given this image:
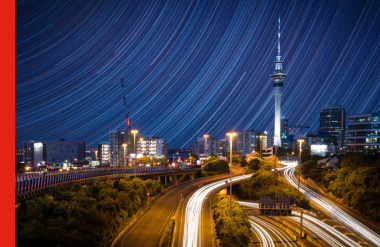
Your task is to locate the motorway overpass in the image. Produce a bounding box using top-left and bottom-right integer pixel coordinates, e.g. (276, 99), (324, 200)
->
(15, 165), (201, 203)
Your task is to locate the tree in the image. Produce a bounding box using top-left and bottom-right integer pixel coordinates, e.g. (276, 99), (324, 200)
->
(191, 154), (199, 160)
(240, 160), (248, 167)
(232, 156), (242, 166)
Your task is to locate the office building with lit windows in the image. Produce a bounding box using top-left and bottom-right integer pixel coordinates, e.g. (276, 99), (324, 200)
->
(98, 143), (110, 166)
(346, 113), (380, 152)
(136, 134), (167, 158)
(320, 105), (345, 151)
(23, 139), (85, 168)
(191, 136), (227, 158)
(109, 130), (133, 166)
(281, 117), (288, 148)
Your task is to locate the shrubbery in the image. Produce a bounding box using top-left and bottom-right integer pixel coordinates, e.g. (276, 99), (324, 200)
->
(246, 157), (272, 173)
(211, 197), (250, 247)
(201, 159), (229, 177)
(239, 170), (311, 209)
(16, 177), (163, 247)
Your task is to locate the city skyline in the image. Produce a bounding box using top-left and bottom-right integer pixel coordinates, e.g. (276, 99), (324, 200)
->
(16, 0), (380, 148)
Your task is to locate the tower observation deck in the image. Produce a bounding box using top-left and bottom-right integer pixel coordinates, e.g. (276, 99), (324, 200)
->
(270, 14), (287, 147)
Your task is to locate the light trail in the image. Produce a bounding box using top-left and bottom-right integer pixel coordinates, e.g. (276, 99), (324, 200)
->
(249, 216), (296, 247)
(239, 201), (359, 246)
(248, 218), (276, 247)
(181, 174), (251, 247)
(280, 161), (380, 246)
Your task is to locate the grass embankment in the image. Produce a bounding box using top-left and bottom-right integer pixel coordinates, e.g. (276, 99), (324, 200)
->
(16, 177), (163, 247)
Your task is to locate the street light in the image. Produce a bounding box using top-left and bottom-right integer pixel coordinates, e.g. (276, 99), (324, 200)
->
(173, 152), (178, 166)
(131, 129), (138, 179)
(259, 135), (263, 159)
(123, 143), (127, 168)
(273, 135), (278, 170)
(203, 134), (209, 156)
(297, 139), (304, 192)
(226, 131), (237, 218)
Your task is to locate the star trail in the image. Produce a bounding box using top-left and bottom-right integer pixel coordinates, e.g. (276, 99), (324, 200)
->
(16, 0), (380, 148)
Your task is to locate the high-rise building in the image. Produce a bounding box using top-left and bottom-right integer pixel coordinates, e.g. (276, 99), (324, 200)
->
(281, 117), (288, 148)
(109, 130), (134, 166)
(270, 15), (287, 147)
(23, 139), (85, 167)
(192, 136), (227, 158)
(320, 105), (345, 151)
(137, 134), (168, 158)
(346, 113), (380, 152)
(98, 143), (110, 166)
(235, 129), (258, 158)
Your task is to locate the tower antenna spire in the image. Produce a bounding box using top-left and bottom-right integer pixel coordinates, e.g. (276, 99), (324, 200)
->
(278, 13), (281, 56)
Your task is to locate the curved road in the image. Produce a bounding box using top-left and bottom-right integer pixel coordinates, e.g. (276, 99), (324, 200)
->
(111, 174), (233, 247)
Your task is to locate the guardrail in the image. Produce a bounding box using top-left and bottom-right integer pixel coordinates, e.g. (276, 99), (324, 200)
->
(15, 165), (201, 203)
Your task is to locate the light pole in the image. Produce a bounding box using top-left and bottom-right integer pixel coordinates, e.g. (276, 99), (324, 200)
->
(259, 135), (263, 159)
(203, 134), (209, 156)
(298, 139), (304, 192)
(226, 132), (236, 218)
(123, 143), (127, 168)
(131, 129), (138, 179)
(95, 151), (98, 166)
(273, 135), (278, 170)
(172, 152), (178, 165)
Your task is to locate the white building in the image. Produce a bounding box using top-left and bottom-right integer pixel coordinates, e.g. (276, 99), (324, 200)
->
(98, 143), (110, 166)
(137, 134), (167, 158)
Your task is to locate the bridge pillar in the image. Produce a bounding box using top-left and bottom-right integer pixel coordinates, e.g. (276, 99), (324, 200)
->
(170, 175), (177, 185)
(165, 176), (168, 186)
(189, 173), (194, 181)
(157, 176), (161, 183)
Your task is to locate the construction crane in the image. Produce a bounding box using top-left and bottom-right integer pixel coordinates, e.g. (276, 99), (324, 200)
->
(289, 125), (309, 135)
(120, 77), (131, 130)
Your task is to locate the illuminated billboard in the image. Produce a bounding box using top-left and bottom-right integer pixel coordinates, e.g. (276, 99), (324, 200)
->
(311, 145), (327, 155)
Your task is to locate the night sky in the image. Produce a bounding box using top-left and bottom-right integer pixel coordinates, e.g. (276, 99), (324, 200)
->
(16, 0), (380, 148)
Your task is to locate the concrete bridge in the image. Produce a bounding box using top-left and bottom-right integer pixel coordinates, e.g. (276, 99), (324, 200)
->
(15, 165), (201, 203)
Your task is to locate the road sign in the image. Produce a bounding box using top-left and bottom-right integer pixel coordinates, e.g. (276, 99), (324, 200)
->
(129, 163), (132, 167)
(153, 162), (156, 166)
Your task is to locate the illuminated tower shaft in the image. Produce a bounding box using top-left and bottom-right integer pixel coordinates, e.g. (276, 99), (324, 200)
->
(270, 14), (286, 147)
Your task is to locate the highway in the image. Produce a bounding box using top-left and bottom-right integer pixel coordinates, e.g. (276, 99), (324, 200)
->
(181, 170), (250, 247)
(249, 216), (299, 247)
(239, 201), (365, 247)
(280, 161), (380, 246)
(111, 174), (232, 247)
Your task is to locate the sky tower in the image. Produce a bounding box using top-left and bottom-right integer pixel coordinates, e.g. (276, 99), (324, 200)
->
(270, 14), (286, 147)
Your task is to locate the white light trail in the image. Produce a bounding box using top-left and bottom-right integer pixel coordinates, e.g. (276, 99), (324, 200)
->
(280, 161), (380, 246)
(182, 174), (251, 247)
(248, 218), (275, 247)
(249, 216), (295, 247)
(239, 201), (360, 246)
